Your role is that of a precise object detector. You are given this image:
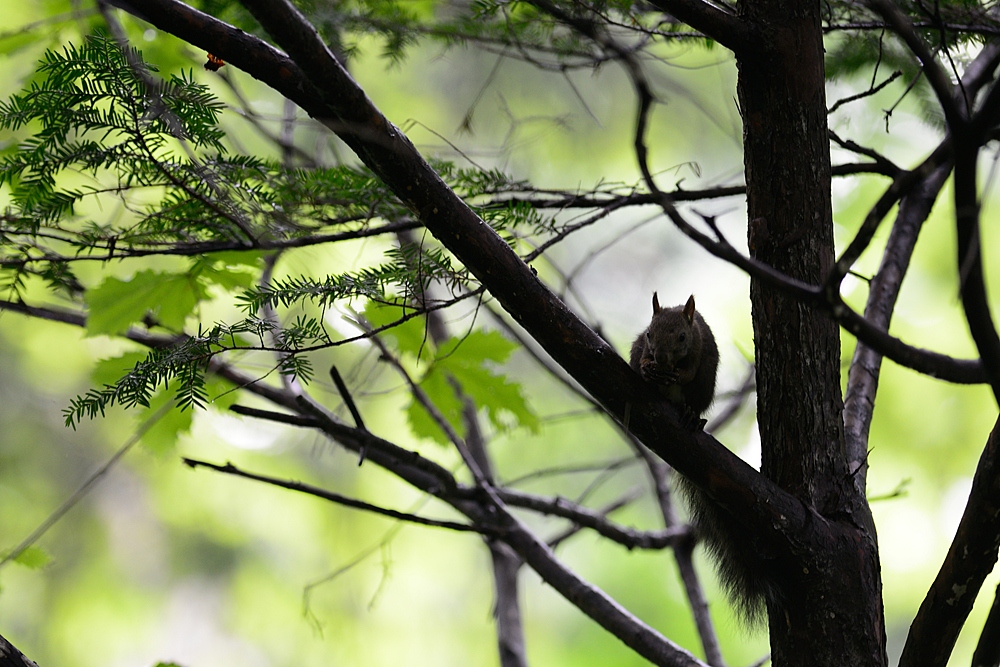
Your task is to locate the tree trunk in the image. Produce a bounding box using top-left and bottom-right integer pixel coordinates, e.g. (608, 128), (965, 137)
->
(736, 0), (886, 663)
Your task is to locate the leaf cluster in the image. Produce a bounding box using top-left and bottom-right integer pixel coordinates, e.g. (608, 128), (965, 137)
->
(0, 34), (562, 432)
(366, 302), (539, 444)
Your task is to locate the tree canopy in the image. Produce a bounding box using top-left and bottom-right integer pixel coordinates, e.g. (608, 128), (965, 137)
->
(2, 0), (1000, 666)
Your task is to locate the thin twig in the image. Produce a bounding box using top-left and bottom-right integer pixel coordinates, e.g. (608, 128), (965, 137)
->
(182, 457), (496, 534)
(0, 402), (172, 570)
(499, 487), (687, 550)
(827, 69), (903, 114)
(329, 365), (367, 432)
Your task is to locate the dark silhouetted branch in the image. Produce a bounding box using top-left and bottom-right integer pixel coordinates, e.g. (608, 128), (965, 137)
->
(898, 415), (1000, 667)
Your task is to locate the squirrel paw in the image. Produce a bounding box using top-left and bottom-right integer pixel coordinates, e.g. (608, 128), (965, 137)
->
(679, 405), (707, 432)
(640, 359), (679, 384)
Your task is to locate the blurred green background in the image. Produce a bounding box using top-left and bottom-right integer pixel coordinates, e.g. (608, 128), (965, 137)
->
(0, 1), (997, 666)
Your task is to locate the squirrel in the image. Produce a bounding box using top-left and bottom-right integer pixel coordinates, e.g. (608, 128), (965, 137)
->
(630, 293), (775, 624)
(629, 293), (718, 419)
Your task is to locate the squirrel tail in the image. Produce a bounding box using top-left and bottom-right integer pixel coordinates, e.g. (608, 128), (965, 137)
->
(674, 476), (781, 626)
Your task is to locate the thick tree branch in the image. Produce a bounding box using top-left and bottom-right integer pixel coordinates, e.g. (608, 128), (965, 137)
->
(111, 0), (992, 393)
(194, 0), (808, 564)
(843, 162), (950, 485)
(0, 634), (39, 667)
(898, 414), (1000, 667)
(641, 0), (751, 54)
(972, 584), (1000, 667)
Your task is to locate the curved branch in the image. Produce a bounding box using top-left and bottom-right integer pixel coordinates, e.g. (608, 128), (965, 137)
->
(864, 0), (962, 125)
(843, 162), (951, 480)
(642, 0), (751, 54)
(953, 136), (1000, 404)
(954, 75), (1000, 405)
(898, 414), (1000, 667)
(829, 139), (952, 288)
(497, 487), (688, 549)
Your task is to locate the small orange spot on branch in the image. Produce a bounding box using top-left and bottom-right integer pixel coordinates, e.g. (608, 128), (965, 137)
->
(204, 54), (225, 71)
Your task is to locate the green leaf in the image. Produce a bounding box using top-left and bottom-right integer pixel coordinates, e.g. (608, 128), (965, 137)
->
(190, 255), (259, 292)
(12, 546), (52, 570)
(364, 301), (432, 360)
(405, 330), (538, 443)
(436, 330), (517, 364)
(85, 270), (209, 335)
(443, 362), (539, 435)
(405, 371), (465, 445)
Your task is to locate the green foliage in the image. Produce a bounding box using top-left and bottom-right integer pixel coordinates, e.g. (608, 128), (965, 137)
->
(85, 259), (256, 336)
(237, 242), (472, 316)
(11, 545), (52, 570)
(824, 0), (1000, 131)
(89, 352), (239, 452)
(0, 33), (558, 435)
(86, 269), (208, 335)
(366, 302), (539, 444)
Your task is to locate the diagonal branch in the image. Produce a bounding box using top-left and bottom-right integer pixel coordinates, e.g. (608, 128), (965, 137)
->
(115, 0), (991, 386)
(0, 633), (39, 667)
(842, 162), (950, 485)
(865, 0), (962, 125)
(497, 487), (688, 549)
(182, 457), (491, 534)
(898, 414), (1000, 667)
(828, 139), (952, 290)
(641, 0), (750, 54)
(972, 583), (1000, 667)
(839, 40), (1000, 469)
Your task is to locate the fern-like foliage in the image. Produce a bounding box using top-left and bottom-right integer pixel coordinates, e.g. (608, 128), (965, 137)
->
(0, 34), (561, 426)
(64, 317), (263, 427)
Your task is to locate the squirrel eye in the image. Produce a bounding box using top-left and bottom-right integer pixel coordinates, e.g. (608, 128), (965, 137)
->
(679, 332), (686, 342)
(645, 332), (651, 341)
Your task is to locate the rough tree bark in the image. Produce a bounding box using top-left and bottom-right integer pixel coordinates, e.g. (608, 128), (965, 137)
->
(737, 0), (886, 663)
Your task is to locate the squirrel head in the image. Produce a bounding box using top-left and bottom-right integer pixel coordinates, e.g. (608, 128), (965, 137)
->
(645, 293), (702, 371)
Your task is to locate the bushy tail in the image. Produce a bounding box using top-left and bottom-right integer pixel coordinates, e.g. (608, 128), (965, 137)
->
(674, 476), (782, 626)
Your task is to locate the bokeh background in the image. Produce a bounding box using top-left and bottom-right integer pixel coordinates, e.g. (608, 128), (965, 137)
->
(0, 2), (997, 665)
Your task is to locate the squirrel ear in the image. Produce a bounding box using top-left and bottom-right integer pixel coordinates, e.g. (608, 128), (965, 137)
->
(683, 295), (696, 322)
(652, 292), (661, 314)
